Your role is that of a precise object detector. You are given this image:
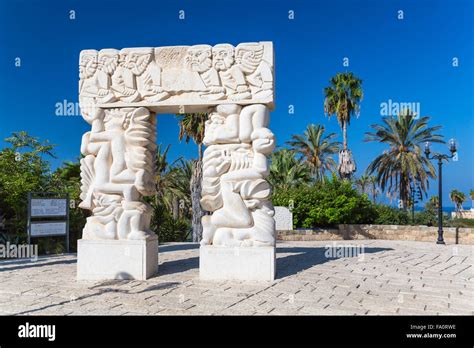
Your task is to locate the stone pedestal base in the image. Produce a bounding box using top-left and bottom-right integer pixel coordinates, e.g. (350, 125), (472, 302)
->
(200, 246), (275, 281)
(77, 236), (158, 280)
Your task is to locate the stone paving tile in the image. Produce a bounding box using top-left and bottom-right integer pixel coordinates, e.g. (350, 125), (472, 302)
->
(0, 240), (472, 315)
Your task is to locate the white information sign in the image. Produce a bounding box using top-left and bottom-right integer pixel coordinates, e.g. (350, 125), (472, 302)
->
(30, 222), (67, 237)
(31, 199), (67, 217)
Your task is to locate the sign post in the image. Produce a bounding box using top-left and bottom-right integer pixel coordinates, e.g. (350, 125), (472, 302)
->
(27, 192), (70, 253)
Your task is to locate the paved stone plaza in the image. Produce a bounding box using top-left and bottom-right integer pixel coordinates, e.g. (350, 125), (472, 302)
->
(0, 240), (472, 315)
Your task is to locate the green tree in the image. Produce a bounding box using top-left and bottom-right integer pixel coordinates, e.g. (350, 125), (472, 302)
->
(355, 175), (379, 203)
(287, 124), (340, 182)
(49, 159), (87, 253)
(426, 196), (439, 211)
(417, 195), (439, 226)
(450, 189), (467, 212)
(0, 132), (56, 237)
(175, 112), (207, 242)
(167, 158), (193, 220)
(154, 144), (177, 214)
(54, 161), (81, 182)
(150, 145), (193, 242)
(365, 111), (444, 209)
(323, 72), (363, 179)
(268, 149), (312, 191)
(153, 145), (192, 219)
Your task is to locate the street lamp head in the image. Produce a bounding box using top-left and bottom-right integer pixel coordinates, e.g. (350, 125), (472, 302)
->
(424, 141), (431, 157)
(448, 138), (457, 154)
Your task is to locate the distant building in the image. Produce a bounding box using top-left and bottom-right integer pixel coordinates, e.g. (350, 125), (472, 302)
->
(451, 209), (474, 219)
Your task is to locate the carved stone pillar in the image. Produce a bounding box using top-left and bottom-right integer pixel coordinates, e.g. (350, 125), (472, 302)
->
(199, 104), (277, 281)
(76, 107), (158, 280)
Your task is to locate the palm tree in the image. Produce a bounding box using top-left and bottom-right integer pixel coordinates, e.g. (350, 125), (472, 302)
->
(450, 189), (467, 212)
(168, 158), (193, 219)
(355, 174), (379, 202)
(470, 189), (474, 210)
(287, 124), (340, 182)
(154, 144), (178, 214)
(323, 72), (363, 179)
(55, 160), (81, 182)
(355, 175), (369, 195)
(268, 149), (312, 191)
(365, 110), (444, 209)
(154, 145), (193, 219)
(367, 175), (379, 203)
(175, 112), (208, 242)
(426, 195), (439, 211)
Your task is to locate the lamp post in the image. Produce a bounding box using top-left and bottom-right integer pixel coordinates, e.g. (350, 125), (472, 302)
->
(424, 139), (457, 244)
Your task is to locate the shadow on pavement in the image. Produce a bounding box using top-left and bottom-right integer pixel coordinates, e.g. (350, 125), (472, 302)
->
(0, 258), (76, 273)
(276, 246), (393, 279)
(158, 257), (199, 276)
(158, 243), (200, 253)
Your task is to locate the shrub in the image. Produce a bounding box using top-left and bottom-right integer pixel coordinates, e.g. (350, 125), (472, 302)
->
(413, 210), (437, 226)
(150, 204), (191, 243)
(272, 176), (376, 228)
(373, 205), (410, 225)
(446, 218), (474, 228)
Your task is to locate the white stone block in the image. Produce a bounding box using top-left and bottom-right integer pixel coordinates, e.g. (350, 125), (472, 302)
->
(274, 206), (293, 230)
(77, 237), (158, 280)
(200, 246), (275, 281)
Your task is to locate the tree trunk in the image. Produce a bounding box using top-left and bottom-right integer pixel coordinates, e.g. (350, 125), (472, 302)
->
(191, 160), (204, 242)
(400, 175), (408, 210)
(172, 196), (179, 220)
(342, 121), (348, 151)
(337, 121), (356, 180)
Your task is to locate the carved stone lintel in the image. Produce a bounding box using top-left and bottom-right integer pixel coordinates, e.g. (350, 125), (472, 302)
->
(79, 42), (274, 116)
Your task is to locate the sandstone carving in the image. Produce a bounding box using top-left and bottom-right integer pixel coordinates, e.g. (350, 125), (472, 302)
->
(79, 107), (156, 240)
(79, 42), (274, 108)
(112, 47), (170, 103)
(77, 42), (276, 280)
(185, 45), (226, 100)
(200, 104), (276, 247)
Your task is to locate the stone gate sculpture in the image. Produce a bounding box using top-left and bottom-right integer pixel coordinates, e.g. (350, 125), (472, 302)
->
(77, 42), (276, 281)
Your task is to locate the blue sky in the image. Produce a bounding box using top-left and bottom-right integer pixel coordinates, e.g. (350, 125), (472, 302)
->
(0, 0), (472, 207)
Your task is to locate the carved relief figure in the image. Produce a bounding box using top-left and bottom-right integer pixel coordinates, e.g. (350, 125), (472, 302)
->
(212, 44), (251, 101)
(235, 43), (273, 99)
(96, 49), (119, 103)
(112, 48), (170, 102)
(79, 107), (156, 240)
(79, 49), (119, 107)
(185, 45), (226, 100)
(79, 49), (99, 120)
(79, 42), (274, 105)
(200, 104), (276, 247)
